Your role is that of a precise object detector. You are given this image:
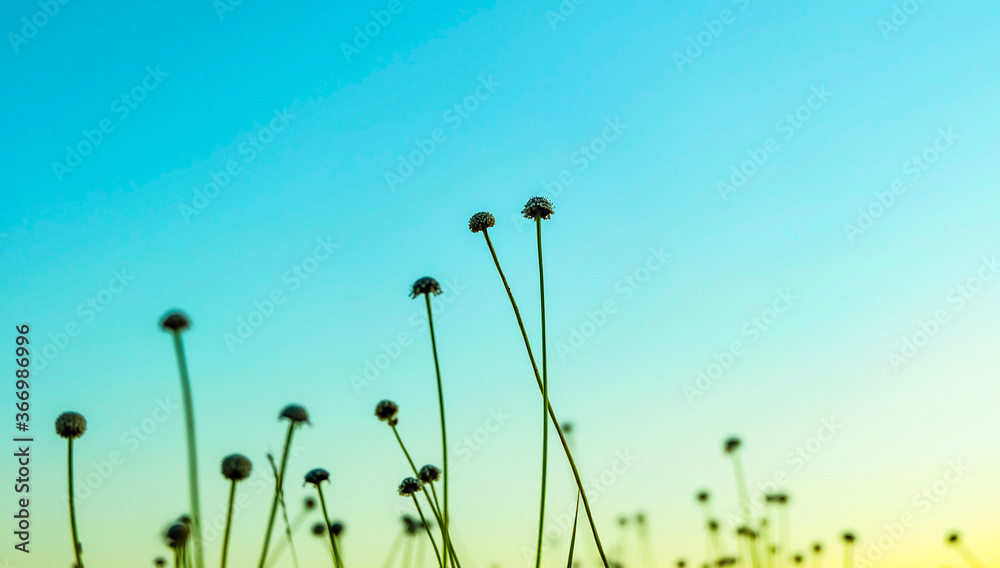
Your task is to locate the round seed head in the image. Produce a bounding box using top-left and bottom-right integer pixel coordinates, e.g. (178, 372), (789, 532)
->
(842, 532), (855, 543)
(398, 477), (422, 496)
(55, 411), (87, 439)
(708, 520), (719, 532)
(636, 512), (646, 524)
(221, 454), (252, 481)
(311, 522), (326, 536)
(677, 561), (686, 568)
(280, 404), (309, 424)
(166, 523), (189, 548)
(304, 468), (330, 486)
(155, 558), (167, 567)
(410, 277), (442, 298)
(304, 497), (317, 510)
(468, 211), (496, 233)
(724, 437), (741, 454)
(793, 555), (803, 564)
(403, 515), (420, 534)
(418, 464), (441, 483)
(717, 558), (737, 567)
(178, 515), (192, 525)
(946, 532), (960, 544)
(618, 516), (628, 526)
(375, 400), (399, 422)
(812, 543), (822, 553)
(562, 422), (573, 435)
(697, 491), (710, 503)
(522, 196), (555, 220)
(160, 311), (191, 332)
(330, 522), (344, 536)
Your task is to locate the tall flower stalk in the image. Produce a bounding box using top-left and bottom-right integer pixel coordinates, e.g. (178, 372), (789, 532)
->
(56, 411), (87, 568)
(946, 533), (986, 568)
(266, 498), (317, 568)
(258, 405), (309, 568)
(523, 197), (554, 568)
(841, 533), (855, 568)
(410, 277), (451, 568)
(306, 469), (345, 568)
(268, 454), (300, 568)
(220, 454), (252, 568)
(399, 477), (443, 568)
(469, 210), (610, 568)
(162, 311), (204, 568)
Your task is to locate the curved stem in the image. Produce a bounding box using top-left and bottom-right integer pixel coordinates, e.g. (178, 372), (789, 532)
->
(411, 495), (443, 568)
(221, 480), (237, 568)
(426, 484), (462, 568)
(67, 439), (84, 568)
(258, 422), (297, 568)
(423, 294), (450, 568)
(172, 331), (204, 568)
(534, 217), (549, 568)
(266, 508), (310, 568)
(391, 424), (420, 475)
(480, 229), (610, 568)
(315, 485), (345, 568)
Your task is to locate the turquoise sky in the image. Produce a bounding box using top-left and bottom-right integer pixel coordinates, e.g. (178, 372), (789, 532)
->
(3, 1), (999, 567)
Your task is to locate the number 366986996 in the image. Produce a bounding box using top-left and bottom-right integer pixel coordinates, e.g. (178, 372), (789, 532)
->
(15, 324), (30, 425)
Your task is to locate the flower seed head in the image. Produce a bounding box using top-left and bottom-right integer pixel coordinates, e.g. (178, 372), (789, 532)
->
(398, 477), (422, 496)
(221, 454), (252, 481)
(55, 412), (87, 439)
(812, 543), (822, 553)
(305, 468), (330, 486)
(418, 464), (441, 483)
(842, 532), (855, 543)
(636, 513), (646, 524)
(330, 522), (344, 536)
(160, 311), (191, 332)
(304, 497), (316, 510)
(618, 516), (628, 526)
(410, 277), (442, 298)
(280, 404), (309, 424)
(468, 211), (496, 233)
(375, 400), (399, 422)
(946, 532), (959, 544)
(793, 555), (803, 564)
(724, 437), (741, 454)
(677, 561), (686, 568)
(155, 557), (167, 567)
(403, 515), (420, 534)
(166, 523), (189, 548)
(697, 491), (710, 503)
(522, 196), (555, 220)
(708, 520), (719, 532)
(311, 522), (326, 536)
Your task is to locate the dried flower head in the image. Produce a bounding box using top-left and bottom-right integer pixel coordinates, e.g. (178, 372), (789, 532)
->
(178, 515), (192, 525)
(410, 277), (442, 298)
(375, 400), (400, 422)
(55, 411), (87, 439)
(708, 520), (719, 532)
(304, 468), (330, 486)
(793, 555), (804, 564)
(418, 464), (441, 483)
(468, 211), (496, 233)
(677, 561), (686, 568)
(304, 497), (317, 510)
(636, 512), (646, 524)
(562, 422), (573, 435)
(812, 543), (822, 553)
(398, 477), (422, 496)
(330, 522), (344, 536)
(697, 491), (710, 502)
(160, 311), (191, 332)
(166, 523), (189, 548)
(155, 557), (167, 567)
(403, 516), (420, 535)
(736, 526), (757, 539)
(717, 557), (737, 567)
(724, 437), (741, 454)
(842, 532), (856, 543)
(311, 522), (326, 536)
(221, 454), (252, 481)
(280, 404), (309, 424)
(522, 196), (555, 220)
(946, 532), (960, 544)
(618, 516), (628, 526)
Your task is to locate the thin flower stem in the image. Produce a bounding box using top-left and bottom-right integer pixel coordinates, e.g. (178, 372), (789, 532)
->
(425, 484), (462, 568)
(315, 485), (345, 568)
(391, 424), (420, 475)
(221, 480), (237, 568)
(534, 217), (549, 568)
(411, 495), (444, 568)
(423, 294), (450, 568)
(174, 547), (182, 568)
(67, 439), (84, 568)
(265, 508), (310, 568)
(258, 422), (297, 568)
(565, 492), (580, 568)
(268, 455), (300, 568)
(171, 331), (204, 568)
(843, 544), (853, 568)
(381, 529), (406, 568)
(403, 537), (415, 568)
(480, 229), (610, 568)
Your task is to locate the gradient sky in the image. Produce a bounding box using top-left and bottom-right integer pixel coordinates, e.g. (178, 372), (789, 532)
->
(2, 1), (999, 567)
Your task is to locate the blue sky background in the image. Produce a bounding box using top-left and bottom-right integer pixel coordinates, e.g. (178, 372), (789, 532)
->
(2, 1), (999, 567)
